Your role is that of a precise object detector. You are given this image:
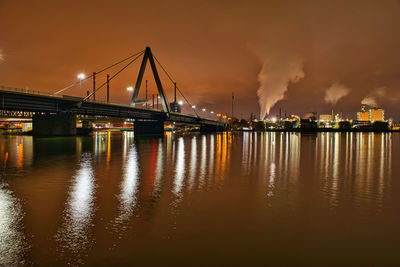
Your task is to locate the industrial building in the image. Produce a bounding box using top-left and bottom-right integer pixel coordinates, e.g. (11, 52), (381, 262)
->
(319, 114), (332, 121)
(369, 108), (384, 121)
(357, 105), (384, 122)
(357, 105), (369, 121)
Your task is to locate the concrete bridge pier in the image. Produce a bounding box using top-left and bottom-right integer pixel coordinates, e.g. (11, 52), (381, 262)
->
(33, 113), (76, 136)
(134, 120), (164, 135)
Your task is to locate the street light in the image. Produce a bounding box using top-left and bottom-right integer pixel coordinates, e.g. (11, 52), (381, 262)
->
(127, 86), (133, 99)
(210, 111), (214, 114)
(77, 73), (86, 97)
(178, 101), (183, 105)
(192, 105), (196, 109)
(202, 108), (206, 112)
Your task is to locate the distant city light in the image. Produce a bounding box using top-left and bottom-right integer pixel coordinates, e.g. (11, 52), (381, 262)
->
(210, 111), (214, 114)
(271, 117), (277, 123)
(178, 101), (183, 105)
(77, 73), (86, 80)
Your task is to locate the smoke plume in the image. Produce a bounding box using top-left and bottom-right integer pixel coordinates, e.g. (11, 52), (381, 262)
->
(361, 87), (386, 107)
(324, 83), (350, 105)
(361, 96), (377, 107)
(257, 54), (304, 120)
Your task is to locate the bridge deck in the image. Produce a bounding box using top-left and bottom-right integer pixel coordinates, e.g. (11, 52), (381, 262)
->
(0, 86), (222, 126)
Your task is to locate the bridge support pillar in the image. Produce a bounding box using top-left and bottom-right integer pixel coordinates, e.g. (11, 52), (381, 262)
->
(33, 113), (76, 136)
(134, 120), (164, 135)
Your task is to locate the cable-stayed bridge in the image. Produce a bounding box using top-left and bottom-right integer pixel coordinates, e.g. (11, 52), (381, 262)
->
(0, 47), (225, 135)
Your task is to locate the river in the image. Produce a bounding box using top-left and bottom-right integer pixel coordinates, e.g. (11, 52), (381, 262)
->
(0, 132), (399, 265)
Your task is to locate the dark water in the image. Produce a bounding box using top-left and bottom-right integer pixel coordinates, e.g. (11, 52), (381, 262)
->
(0, 132), (399, 266)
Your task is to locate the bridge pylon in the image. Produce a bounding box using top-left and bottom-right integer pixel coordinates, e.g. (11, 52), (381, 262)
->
(131, 47), (170, 115)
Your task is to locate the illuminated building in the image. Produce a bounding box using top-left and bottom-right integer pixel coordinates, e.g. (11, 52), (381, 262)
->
(369, 108), (384, 121)
(357, 111), (369, 121)
(357, 105), (369, 121)
(356, 105), (385, 122)
(319, 114), (332, 121)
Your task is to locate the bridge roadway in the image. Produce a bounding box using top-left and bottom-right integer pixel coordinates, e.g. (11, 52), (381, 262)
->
(0, 86), (224, 135)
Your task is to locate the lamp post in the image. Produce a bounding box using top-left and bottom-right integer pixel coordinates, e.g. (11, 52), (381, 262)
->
(77, 73), (85, 97)
(127, 86), (133, 101)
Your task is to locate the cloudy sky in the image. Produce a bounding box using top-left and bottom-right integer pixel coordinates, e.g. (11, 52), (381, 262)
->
(1, 0), (400, 119)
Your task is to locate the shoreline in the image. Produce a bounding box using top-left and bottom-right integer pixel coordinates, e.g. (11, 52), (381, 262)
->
(1, 128), (400, 136)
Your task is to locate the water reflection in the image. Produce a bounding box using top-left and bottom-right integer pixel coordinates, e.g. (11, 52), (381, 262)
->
(188, 136), (197, 190)
(117, 143), (140, 222)
(0, 132), (398, 265)
(153, 140), (165, 197)
(56, 153), (95, 262)
(0, 183), (27, 266)
(199, 135), (207, 188)
(173, 137), (185, 196)
(314, 132), (392, 211)
(208, 135), (215, 180)
(0, 136), (33, 170)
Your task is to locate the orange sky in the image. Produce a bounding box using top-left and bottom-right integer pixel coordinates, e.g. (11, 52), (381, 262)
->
(1, 0), (400, 119)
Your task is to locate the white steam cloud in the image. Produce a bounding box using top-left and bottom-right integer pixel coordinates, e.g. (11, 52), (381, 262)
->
(257, 54), (304, 120)
(361, 96), (377, 107)
(361, 87), (386, 107)
(324, 82), (350, 105)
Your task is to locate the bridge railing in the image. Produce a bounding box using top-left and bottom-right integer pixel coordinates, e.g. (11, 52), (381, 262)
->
(0, 85), (57, 97)
(1, 85), (129, 105)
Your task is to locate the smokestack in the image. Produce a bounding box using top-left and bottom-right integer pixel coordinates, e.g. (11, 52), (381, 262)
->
(331, 108), (334, 121)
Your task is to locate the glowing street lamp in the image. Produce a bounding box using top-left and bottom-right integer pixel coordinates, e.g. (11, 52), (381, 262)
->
(178, 101), (183, 105)
(127, 86), (133, 98)
(192, 105), (196, 109)
(77, 73), (86, 96)
(210, 111), (214, 114)
(202, 108), (206, 112)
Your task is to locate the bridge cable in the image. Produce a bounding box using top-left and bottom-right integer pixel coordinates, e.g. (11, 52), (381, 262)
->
(81, 51), (144, 102)
(53, 49), (145, 95)
(153, 54), (200, 118)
